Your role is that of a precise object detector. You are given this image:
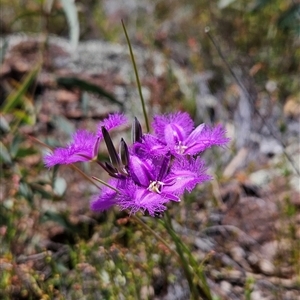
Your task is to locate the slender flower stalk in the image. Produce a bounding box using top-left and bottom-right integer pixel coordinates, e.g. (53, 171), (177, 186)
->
(121, 20), (150, 132)
(162, 211), (213, 300)
(163, 211), (200, 300)
(131, 215), (179, 259)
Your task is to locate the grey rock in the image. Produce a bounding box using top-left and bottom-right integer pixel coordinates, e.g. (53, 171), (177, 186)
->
(220, 280), (232, 293)
(258, 259), (275, 276)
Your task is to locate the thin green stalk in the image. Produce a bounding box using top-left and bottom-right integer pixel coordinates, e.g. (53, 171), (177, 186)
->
(121, 20), (150, 132)
(162, 211), (212, 300)
(10, 117), (22, 136)
(131, 215), (211, 299)
(131, 213), (212, 299)
(163, 211), (200, 300)
(91, 175), (119, 192)
(169, 226), (212, 299)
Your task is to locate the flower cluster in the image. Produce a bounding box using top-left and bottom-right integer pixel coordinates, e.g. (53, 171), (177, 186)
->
(44, 112), (229, 216)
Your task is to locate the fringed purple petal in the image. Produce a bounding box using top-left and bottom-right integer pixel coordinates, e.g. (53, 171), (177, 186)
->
(44, 130), (97, 167)
(97, 113), (128, 138)
(133, 134), (169, 157)
(90, 192), (116, 212)
(128, 155), (154, 186)
(90, 179), (119, 211)
(164, 123), (186, 147)
(152, 112), (194, 141)
(184, 124), (230, 155)
(164, 157), (211, 195)
(118, 181), (169, 216)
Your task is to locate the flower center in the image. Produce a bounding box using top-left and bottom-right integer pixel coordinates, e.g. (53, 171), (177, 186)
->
(174, 141), (187, 154)
(147, 180), (165, 194)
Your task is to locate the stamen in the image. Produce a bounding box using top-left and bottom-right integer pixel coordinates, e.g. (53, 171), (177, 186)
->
(175, 141), (188, 154)
(147, 180), (165, 194)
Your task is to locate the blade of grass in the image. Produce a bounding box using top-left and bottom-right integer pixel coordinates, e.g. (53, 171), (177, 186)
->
(5, 78), (36, 129)
(1, 65), (40, 113)
(0, 39), (8, 64)
(56, 76), (123, 107)
(60, 0), (80, 51)
(121, 20), (150, 132)
(0, 141), (12, 164)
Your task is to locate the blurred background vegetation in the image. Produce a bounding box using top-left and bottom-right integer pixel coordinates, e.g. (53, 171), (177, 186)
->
(1, 0), (299, 299)
(1, 0), (299, 96)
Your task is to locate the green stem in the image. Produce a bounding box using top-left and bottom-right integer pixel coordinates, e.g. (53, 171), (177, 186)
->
(162, 211), (212, 300)
(121, 20), (150, 132)
(168, 224), (212, 299)
(163, 211), (200, 300)
(91, 175), (119, 192)
(131, 215), (210, 299)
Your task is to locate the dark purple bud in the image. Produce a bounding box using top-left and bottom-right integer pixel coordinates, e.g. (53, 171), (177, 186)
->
(105, 161), (118, 175)
(101, 126), (121, 169)
(132, 117), (142, 143)
(119, 138), (129, 167)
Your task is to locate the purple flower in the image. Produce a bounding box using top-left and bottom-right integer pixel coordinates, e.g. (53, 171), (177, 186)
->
(91, 153), (210, 216)
(148, 112), (230, 156)
(97, 113), (128, 139)
(44, 130), (98, 167)
(44, 113), (128, 167)
(118, 156), (210, 216)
